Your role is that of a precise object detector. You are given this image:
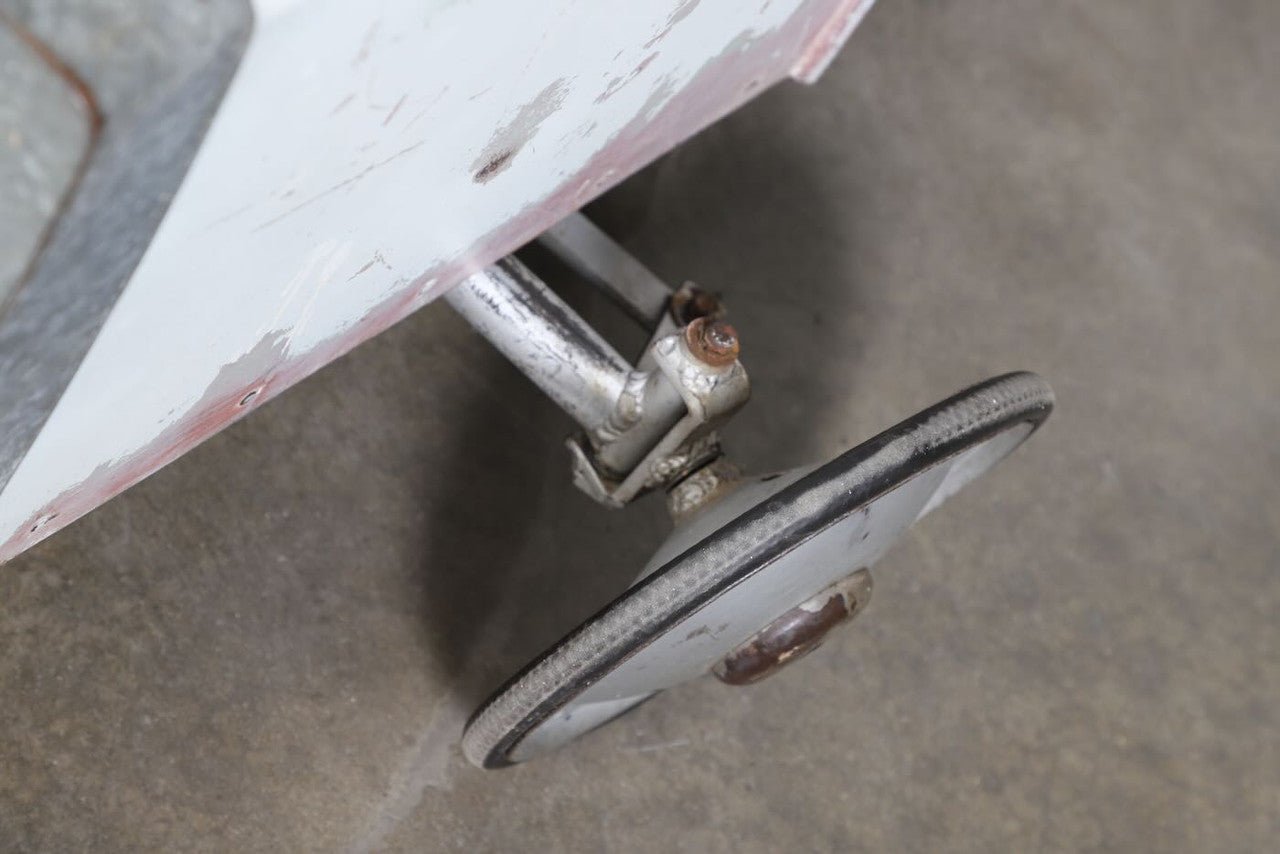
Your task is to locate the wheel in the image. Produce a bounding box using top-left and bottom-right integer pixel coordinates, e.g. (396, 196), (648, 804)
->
(462, 372), (1054, 768)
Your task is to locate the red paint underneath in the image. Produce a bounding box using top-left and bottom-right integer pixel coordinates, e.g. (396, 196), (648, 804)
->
(0, 0), (867, 565)
(791, 0), (872, 83)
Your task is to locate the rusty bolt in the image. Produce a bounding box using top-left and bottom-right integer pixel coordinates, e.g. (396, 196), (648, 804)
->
(688, 290), (720, 319)
(671, 284), (725, 325)
(713, 569), (873, 686)
(685, 316), (740, 367)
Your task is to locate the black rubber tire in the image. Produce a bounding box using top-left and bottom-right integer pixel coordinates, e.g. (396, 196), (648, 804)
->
(463, 372), (1054, 768)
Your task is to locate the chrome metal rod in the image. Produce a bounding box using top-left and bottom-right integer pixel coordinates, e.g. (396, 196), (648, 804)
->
(538, 212), (672, 331)
(446, 256), (631, 435)
(593, 367), (685, 476)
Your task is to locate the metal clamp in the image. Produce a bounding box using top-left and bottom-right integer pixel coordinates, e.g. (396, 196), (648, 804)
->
(446, 213), (750, 508)
(568, 319), (749, 507)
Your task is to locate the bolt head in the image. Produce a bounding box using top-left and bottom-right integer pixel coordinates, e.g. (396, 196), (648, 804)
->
(686, 317), (740, 367)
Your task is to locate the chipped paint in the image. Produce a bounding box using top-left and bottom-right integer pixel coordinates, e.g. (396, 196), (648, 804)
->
(644, 0), (704, 49)
(470, 78), (569, 183)
(0, 0), (874, 564)
(595, 53), (660, 105)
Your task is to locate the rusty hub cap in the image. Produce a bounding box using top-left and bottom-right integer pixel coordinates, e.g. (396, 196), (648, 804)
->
(713, 569), (873, 686)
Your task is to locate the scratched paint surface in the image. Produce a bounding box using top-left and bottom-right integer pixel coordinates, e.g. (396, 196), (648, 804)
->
(0, 0), (873, 562)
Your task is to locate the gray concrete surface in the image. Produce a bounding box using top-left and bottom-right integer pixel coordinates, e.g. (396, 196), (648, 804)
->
(0, 19), (92, 307)
(2, 0), (1278, 850)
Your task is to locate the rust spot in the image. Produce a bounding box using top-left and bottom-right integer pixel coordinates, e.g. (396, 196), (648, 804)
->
(474, 150), (513, 183)
(470, 78), (568, 184)
(714, 569), (872, 686)
(685, 317), (739, 367)
(671, 284), (725, 324)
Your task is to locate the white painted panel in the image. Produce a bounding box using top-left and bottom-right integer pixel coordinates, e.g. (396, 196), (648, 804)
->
(0, 0), (875, 561)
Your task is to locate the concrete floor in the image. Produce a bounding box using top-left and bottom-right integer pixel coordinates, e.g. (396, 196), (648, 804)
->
(3, 0), (1278, 850)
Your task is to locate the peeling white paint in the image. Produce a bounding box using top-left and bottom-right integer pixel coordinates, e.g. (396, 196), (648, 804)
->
(0, 0), (874, 557)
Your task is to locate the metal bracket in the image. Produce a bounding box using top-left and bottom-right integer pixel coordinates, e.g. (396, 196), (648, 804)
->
(567, 324), (749, 507)
(446, 213), (750, 508)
